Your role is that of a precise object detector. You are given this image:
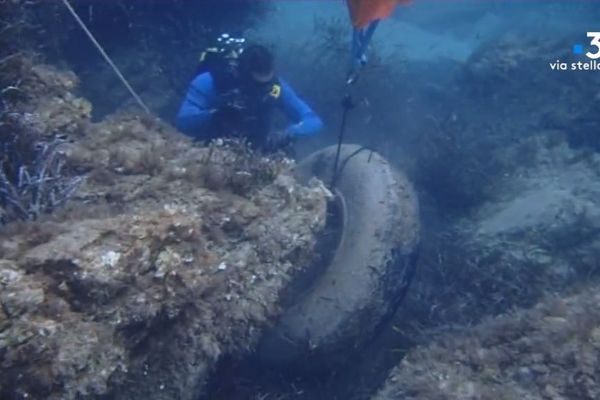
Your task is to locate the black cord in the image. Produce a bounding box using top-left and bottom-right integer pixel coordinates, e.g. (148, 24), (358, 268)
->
(331, 146), (376, 189)
(330, 94), (355, 189)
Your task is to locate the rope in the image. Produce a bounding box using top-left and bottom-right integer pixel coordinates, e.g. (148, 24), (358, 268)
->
(61, 0), (151, 114)
(330, 94), (355, 189)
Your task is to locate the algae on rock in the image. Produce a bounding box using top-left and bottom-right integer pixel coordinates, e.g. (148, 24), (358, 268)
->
(373, 286), (600, 400)
(0, 55), (328, 400)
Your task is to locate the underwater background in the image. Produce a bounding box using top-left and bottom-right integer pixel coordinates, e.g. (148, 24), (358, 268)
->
(2, 1), (600, 399)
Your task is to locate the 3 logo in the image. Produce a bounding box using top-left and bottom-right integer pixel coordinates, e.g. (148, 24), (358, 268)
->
(584, 32), (600, 59)
(551, 32), (600, 71)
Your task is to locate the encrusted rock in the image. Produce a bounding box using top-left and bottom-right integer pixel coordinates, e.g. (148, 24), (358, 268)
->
(0, 58), (328, 400)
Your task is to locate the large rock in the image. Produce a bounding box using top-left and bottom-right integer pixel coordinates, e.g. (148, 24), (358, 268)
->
(372, 137), (600, 399)
(373, 285), (600, 400)
(0, 168), (328, 400)
(0, 58), (329, 400)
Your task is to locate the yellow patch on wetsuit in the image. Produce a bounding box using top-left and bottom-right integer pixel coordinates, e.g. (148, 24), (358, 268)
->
(269, 84), (281, 99)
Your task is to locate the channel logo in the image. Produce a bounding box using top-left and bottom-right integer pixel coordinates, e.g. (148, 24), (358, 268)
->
(550, 32), (600, 71)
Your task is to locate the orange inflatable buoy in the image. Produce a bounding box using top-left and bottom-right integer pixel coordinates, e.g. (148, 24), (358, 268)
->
(347, 0), (411, 28)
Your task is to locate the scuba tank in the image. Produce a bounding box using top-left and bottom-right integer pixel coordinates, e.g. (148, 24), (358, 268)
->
(195, 33), (245, 92)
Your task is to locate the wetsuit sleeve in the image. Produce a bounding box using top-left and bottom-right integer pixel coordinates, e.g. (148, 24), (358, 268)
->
(278, 79), (323, 137)
(176, 73), (217, 139)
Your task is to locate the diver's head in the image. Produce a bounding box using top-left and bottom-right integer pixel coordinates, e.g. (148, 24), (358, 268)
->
(238, 44), (275, 84)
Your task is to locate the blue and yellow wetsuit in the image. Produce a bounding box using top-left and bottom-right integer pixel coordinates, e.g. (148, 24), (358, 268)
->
(176, 72), (323, 146)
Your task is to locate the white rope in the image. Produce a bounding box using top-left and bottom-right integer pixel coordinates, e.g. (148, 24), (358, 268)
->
(61, 0), (151, 114)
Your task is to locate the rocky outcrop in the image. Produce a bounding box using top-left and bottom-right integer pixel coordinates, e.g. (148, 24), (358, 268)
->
(373, 285), (600, 400)
(373, 287), (600, 400)
(369, 29), (600, 397)
(373, 134), (600, 400)
(0, 57), (329, 400)
(0, 175), (327, 400)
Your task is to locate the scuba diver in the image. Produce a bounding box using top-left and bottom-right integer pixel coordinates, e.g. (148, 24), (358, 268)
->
(176, 36), (323, 153)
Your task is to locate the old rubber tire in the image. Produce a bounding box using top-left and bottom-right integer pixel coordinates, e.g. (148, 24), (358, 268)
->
(257, 144), (420, 365)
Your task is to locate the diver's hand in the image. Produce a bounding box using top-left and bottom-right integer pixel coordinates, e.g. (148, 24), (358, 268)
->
(212, 93), (246, 125)
(217, 90), (246, 112)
